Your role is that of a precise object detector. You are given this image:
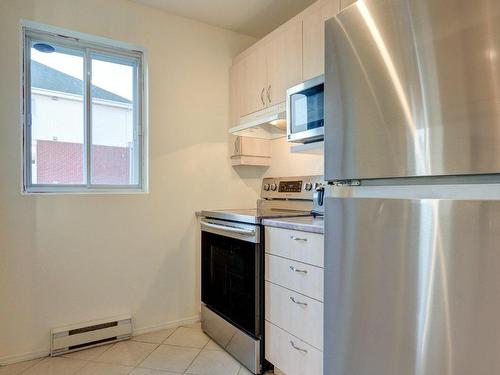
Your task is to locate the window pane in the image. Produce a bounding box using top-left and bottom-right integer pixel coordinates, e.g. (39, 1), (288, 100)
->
(30, 43), (85, 185)
(91, 55), (138, 185)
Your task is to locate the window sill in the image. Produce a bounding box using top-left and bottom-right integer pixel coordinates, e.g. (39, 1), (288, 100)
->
(22, 188), (149, 195)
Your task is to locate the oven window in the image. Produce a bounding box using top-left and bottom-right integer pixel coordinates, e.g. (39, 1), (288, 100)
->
(290, 83), (324, 134)
(201, 231), (260, 337)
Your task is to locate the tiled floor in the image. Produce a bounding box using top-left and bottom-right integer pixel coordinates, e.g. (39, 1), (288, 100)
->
(0, 322), (273, 375)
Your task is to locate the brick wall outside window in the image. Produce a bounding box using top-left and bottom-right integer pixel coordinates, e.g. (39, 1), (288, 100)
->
(37, 140), (130, 185)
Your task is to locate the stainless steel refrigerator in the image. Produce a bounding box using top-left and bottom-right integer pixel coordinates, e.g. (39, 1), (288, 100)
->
(324, 0), (500, 374)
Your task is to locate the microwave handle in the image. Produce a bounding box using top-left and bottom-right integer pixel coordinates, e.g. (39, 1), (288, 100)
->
(200, 219), (256, 236)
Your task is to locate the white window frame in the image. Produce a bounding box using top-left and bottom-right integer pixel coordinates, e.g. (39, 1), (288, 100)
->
(20, 20), (148, 194)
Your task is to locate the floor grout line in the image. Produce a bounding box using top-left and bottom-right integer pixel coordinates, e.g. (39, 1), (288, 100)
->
(16, 357), (45, 375)
(181, 336), (211, 375)
(8, 323), (252, 375)
(119, 325), (182, 373)
(133, 327), (179, 372)
(160, 326), (179, 344)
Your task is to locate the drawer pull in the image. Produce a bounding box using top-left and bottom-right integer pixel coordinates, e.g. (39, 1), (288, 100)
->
(290, 236), (308, 241)
(289, 265), (308, 274)
(290, 340), (308, 353)
(290, 296), (308, 306)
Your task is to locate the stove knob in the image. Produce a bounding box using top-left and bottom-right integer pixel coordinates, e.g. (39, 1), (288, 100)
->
(263, 184), (270, 191)
(270, 183), (277, 191)
(305, 182), (313, 191)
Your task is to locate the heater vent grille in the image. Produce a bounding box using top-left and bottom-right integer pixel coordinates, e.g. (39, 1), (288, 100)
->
(51, 315), (132, 356)
(69, 321), (118, 335)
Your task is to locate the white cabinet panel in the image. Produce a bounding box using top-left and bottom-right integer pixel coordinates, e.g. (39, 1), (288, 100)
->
(265, 281), (323, 350)
(265, 254), (324, 301)
(265, 227), (324, 267)
(303, 0), (340, 80)
(265, 321), (323, 375)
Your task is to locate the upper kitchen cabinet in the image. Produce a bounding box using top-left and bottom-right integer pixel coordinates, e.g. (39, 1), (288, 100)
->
(340, 0), (356, 11)
(229, 0), (341, 137)
(230, 46), (268, 120)
(266, 20), (303, 106)
(302, 0), (340, 80)
(231, 18), (302, 121)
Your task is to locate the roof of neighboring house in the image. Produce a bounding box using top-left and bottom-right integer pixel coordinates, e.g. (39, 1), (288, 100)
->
(31, 61), (132, 104)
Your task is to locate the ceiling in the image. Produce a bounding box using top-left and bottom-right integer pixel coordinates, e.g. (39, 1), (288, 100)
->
(132, 0), (317, 38)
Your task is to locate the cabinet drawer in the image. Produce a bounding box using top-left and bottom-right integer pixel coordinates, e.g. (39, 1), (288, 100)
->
(265, 320), (323, 375)
(265, 281), (323, 350)
(265, 254), (324, 301)
(265, 227), (324, 267)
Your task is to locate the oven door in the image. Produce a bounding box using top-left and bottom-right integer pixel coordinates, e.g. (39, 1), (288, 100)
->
(200, 218), (262, 338)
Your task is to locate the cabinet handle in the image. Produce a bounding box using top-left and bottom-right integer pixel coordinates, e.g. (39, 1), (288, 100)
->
(290, 265), (308, 274)
(290, 236), (308, 241)
(290, 340), (308, 353)
(267, 85), (271, 103)
(290, 296), (308, 306)
(234, 137), (240, 155)
(260, 87), (265, 105)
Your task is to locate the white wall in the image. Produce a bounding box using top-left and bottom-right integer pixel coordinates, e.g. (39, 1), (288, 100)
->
(0, 0), (323, 364)
(0, 0), (257, 363)
(266, 138), (323, 178)
(32, 94), (85, 144)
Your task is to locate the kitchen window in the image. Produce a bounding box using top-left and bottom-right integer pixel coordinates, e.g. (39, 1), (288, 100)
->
(21, 22), (147, 193)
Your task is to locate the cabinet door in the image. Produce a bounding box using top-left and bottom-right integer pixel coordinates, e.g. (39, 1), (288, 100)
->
(266, 20), (303, 106)
(233, 137), (271, 157)
(340, 0), (356, 11)
(236, 47), (268, 117)
(265, 321), (323, 375)
(303, 0), (340, 80)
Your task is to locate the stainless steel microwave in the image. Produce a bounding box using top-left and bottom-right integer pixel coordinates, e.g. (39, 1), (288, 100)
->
(286, 75), (324, 143)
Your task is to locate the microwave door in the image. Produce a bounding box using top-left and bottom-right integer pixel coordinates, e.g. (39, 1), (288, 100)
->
(287, 75), (324, 143)
(290, 93), (309, 134)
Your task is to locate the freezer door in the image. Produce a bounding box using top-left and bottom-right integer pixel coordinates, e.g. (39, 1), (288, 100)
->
(325, 0), (500, 180)
(325, 197), (500, 375)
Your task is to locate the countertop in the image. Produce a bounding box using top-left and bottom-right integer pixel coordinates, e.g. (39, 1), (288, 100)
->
(261, 216), (324, 234)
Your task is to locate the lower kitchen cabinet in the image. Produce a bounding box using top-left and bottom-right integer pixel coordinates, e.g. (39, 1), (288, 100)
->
(264, 226), (324, 375)
(265, 321), (323, 375)
(265, 254), (324, 302)
(265, 281), (323, 350)
(265, 226), (324, 267)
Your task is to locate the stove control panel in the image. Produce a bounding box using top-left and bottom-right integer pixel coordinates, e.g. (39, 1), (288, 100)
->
(278, 180), (302, 193)
(261, 175), (324, 200)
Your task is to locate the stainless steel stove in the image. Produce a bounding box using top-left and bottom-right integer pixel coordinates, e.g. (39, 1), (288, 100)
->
(199, 176), (324, 374)
(201, 176), (324, 224)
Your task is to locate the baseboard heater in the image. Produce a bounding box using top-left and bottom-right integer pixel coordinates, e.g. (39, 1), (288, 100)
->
(51, 315), (132, 356)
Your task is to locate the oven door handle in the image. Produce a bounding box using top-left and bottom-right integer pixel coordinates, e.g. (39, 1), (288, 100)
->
(200, 219), (256, 236)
